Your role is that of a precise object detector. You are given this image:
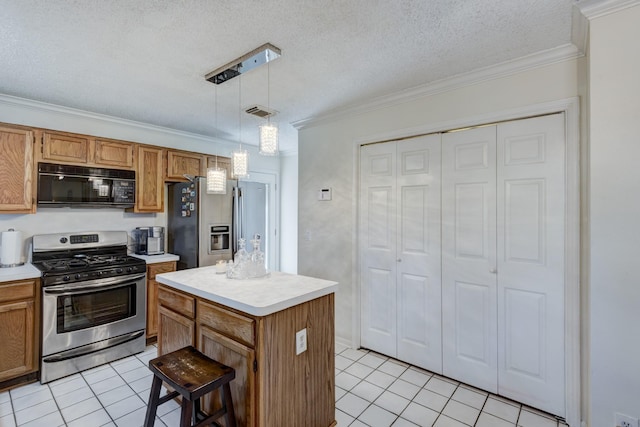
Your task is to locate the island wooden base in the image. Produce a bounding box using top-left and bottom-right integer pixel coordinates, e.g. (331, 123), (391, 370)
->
(158, 284), (335, 427)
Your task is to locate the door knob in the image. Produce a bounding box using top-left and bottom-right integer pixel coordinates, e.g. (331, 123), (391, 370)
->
(489, 268), (497, 274)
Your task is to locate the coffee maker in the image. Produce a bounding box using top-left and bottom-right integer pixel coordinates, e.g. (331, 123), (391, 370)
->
(134, 226), (165, 255)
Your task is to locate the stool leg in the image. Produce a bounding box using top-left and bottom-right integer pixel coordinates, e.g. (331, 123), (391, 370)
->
(180, 397), (193, 427)
(143, 375), (163, 427)
(221, 383), (237, 427)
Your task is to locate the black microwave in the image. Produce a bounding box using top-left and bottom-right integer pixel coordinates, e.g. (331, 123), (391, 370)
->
(37, 163), (136, 208)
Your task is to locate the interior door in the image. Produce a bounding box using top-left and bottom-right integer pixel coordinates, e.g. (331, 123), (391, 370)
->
(360, 135), (442, 372)
(496, 113), (565, 416)
(442, 126), (498, 393)
(396, 135), (442, 372)
(360, 142), (398, 357)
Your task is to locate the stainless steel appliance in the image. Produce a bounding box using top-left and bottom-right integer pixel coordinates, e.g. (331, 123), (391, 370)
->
(37, 163), (136, 208)
(32, 231), (146, 383)
(168, 178), (266, 270)
(134, 226), (165, 255)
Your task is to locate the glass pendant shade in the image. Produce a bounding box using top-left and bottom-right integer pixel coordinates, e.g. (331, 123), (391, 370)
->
(206, 167), (227, 194)
(259, 122), (279, 156)
(232, 148), (249, 178)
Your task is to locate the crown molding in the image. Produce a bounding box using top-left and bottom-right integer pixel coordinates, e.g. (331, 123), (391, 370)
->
(571, 4), (589, 55)
(292, 44), (581, 131)
(0, 93), (239, 147)
(575, 0), (640, 19)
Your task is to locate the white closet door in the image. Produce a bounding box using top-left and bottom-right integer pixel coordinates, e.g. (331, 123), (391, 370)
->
(442, 126), (498, 393)
(396, 135), (442, 372)
(360, 142), (398, 356)
(496, 114), (565, 416)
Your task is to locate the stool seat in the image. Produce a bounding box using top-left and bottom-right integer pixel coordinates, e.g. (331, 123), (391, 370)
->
(144, 346), (237, 427)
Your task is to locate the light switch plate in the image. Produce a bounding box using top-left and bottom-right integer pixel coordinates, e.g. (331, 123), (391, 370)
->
(296, 328), (307, 355)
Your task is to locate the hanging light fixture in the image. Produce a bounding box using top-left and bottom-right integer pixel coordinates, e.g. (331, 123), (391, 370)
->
(258, 53), (278, 156)
(206, 88), (227, 194)
(232, 75), (249, 178)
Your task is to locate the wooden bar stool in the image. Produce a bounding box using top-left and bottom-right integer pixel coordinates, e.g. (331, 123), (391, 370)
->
(144, 346), (237, 427)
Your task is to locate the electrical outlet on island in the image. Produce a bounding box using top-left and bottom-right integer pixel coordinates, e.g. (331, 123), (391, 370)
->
(615, 412), (639, 427)
(296, 328), (307, 355)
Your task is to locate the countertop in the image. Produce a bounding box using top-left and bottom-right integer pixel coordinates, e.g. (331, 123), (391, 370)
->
(0, 263), (42, 282)
(130, 253), (180, 264)
(156, 266), (338, 316)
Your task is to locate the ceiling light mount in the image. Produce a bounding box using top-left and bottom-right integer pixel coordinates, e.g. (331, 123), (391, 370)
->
(205, 43), (281, 85)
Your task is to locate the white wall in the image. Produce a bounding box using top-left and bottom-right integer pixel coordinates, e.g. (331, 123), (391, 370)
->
(588, 5), (640, 426)
(0, 95), (282, 261)
(279, 152), (298, 273)
(298, 58), (580, 346)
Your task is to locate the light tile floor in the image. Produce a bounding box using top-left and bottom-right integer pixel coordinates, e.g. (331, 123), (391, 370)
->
(0, 343), (569, 427)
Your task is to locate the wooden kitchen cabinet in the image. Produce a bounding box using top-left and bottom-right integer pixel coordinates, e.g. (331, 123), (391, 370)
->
(130, 145), (165, 213)
(42, 131), (90, 164)
(94, 138), (135, 169)
(165, 150), (205, 181)
(157, 286), (195, 356)
(0, 125), (35, 213)
(145, 261), (176, 340)
(0, 279), (39, 383)
(206, 155), (232, 179)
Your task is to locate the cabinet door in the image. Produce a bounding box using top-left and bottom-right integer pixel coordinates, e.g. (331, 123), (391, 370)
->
(0, 125), (34, 213)
(199, 325), (255, 427)
(94, 138), (135, 169)
(146, 262), (176, 338)
(134, 146), (164, 212)
(0, 300), (35, 381)
(42, 131), (89, 164)
(166, 150), (205, 181)
(158, 306), (194, 356)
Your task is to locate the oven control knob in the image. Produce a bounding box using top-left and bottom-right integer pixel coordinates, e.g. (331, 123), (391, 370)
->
(127, 267), (133, 273)
(75, 274), (82, 280)
(59, 237), (68, 244)
(96, 271), (103, 277)
(116, 268), (123, 274)
(63, 275), (70, 281)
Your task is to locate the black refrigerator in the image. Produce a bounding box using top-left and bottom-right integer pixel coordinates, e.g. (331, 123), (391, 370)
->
(167, 178), (267, 270)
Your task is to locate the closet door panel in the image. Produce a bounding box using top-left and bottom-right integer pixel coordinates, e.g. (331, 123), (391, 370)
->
(360, 143), (397, 356)
(396, 135), (442, 372)
(442, 126), (498, 393)
(497, 114), (565, 417)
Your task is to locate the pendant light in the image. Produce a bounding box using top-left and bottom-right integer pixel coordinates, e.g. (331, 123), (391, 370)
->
(232, 75), (249, 178)
(206, 88), (227, 194)
(258, 55), (278, 156)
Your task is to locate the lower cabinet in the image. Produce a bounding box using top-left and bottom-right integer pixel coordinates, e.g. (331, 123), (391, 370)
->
(146, 261), (176, 339)
(0, 279), (39, 383)
(158, 284), (335, 427)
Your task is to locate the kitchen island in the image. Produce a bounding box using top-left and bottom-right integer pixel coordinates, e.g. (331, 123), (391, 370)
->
(155, 267), (338, 427)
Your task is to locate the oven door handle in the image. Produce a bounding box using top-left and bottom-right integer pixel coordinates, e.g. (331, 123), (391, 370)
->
(43, 273), (146, 295)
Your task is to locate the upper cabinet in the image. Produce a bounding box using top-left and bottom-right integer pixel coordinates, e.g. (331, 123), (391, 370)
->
(130, 145), (164, 213)
(94, 138), (135, 169)
(206, 156), (232, 179)
(41, 131), (135, 170)
(166, 150), (205, 181)
(0, 125), (35, 213)
(42, 131), (90, 164)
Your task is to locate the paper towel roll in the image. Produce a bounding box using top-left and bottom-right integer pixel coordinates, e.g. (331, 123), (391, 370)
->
(1, 229), (23, 266)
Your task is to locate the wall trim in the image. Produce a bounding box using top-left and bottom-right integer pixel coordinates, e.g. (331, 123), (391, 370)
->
(352, 97), (581, 427)
(576, 0), (640, 19)
(293, 44), (581, 131)
(0, 93), (237, 148)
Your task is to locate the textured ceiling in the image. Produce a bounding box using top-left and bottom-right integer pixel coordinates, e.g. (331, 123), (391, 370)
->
(0, 0), (575, 153)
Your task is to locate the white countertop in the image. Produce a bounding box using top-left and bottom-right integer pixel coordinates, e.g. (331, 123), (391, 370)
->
(130, 253), (180, 264)
(156, 267), (338, 316)
(0, 263), (42, 282)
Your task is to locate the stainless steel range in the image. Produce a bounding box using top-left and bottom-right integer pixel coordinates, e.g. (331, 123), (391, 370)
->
(32, 231), (146, 383)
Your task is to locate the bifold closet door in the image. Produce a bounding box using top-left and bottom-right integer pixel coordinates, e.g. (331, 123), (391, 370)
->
(360, 135), (442, 372)
(496, 113), (565, 416)
(442, 126), (499, 393)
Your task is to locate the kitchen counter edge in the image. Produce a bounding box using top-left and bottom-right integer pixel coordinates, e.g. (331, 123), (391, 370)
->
(156, 267), (338, 317)
(130, 253), (180, 264)
(0, 263), (42, 282)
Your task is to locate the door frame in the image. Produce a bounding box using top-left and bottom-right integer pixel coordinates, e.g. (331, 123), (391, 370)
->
(352, 97), (580, 427)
